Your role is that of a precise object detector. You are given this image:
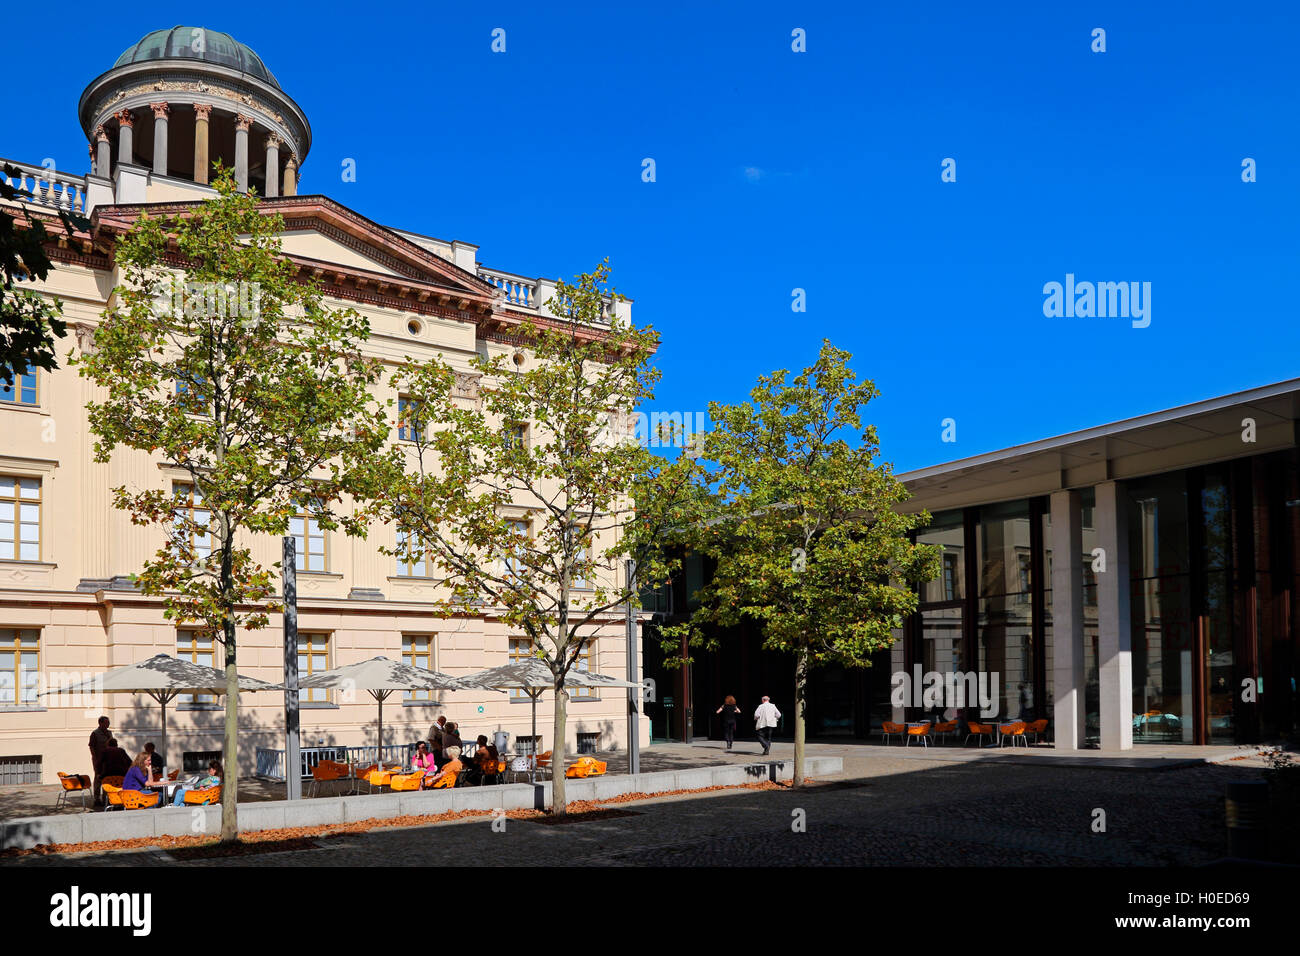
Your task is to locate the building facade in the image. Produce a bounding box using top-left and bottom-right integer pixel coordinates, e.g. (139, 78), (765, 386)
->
(0, 27), (646, 785)
(645, 383), (1300, 750)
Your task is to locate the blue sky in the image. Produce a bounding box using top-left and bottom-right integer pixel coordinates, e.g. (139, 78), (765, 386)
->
(7, 2), (1299, 472)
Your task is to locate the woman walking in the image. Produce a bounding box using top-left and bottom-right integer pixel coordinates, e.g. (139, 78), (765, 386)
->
(716, 695), (741, 750)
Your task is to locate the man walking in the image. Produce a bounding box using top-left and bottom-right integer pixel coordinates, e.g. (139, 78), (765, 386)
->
(754, 696), (781, 756)
(88, 715), (112, 807)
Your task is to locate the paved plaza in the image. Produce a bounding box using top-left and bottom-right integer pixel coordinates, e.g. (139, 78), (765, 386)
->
(3, 740), (1285, 867)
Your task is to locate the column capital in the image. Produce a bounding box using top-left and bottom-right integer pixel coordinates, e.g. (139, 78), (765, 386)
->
(234, 114), (253, 132)
(193, 103), (213, 121)
(114, 108), (135, 128)
(265, 132), (284, 150)
(94, 125), (109, 144)
(285, 154), (299, 169)
(149, 101), (170, 118)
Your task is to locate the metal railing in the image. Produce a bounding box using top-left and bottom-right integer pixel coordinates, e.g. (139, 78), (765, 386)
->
(255, 744), (420, 781)
(1, 159), (87, 215)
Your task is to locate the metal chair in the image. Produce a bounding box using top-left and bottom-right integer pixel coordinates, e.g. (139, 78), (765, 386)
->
(56, 772), (91, 811)
(879, 721), (906, 745)
(999, 721), (1029, 747)
(964, 722), (994, 747)
(905, 723), (932, 747)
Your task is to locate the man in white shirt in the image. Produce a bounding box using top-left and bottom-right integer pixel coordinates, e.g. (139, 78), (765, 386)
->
(753, 696), (781, 755)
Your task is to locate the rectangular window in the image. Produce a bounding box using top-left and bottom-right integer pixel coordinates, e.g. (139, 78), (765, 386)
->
(941, 553), (958, 601)
(508, 637), (532, 700)
(298, 633), (331, 703)
(0, 476), (41, 561)
(398, 396), (423, 442)
(173, 483), (212, 561)
(0, 373), (37, 406)
(570, 525), (592, 590)
(177, 629), (217, 706)
(290, 503), (327, 572)
(571, 640), (594, 699)
(504, 519), (530, 578)
(175, 373), (209, 414)
(396, 526), (428, 577)
(504, 422), (528, 450)
(0, 628), (40, 706)
(402, 634), (436, 701)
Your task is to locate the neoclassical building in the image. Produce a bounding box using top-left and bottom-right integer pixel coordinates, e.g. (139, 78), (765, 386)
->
(0, 27), (643, 785)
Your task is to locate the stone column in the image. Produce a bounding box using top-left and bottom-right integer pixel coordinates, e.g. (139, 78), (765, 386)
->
(114, 109), (135, 165)
(1050, 490), (1086, 749)
(193, 103), (212, 184)
(1096, 480), (1133, 751)
(94, 126), (110, 178)
(234, 114), (252, 193)
(150, 102), (170, 176)
(264, 133), (282, 197)
(283, 155), (298, 196)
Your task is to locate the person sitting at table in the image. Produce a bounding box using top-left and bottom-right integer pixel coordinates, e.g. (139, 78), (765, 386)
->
(172, 759), (222, 806)
(99, 738), (133, 779)
(439, 723), (463, 765)
(411, 740), (437, 774)
(143, 741), (164, 779)
(472, 735), (500, 785)
(423, 745), (463, 789)
(122, 752), (153, 792)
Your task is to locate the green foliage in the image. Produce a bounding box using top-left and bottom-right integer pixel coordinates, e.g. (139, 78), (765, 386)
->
(373, 260), (697, 677)
(662, 340), (941, 670)
(0, 163), (88, 385)
(74, 168), (390, 634)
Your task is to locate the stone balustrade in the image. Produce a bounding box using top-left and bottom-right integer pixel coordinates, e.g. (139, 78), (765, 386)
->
(0, 159), (86, 215)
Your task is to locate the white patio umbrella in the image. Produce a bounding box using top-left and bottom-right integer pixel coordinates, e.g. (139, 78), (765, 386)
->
(276, 656), (502, 767)
(462, 658), (641, 766)
(37, 653), (277, 770)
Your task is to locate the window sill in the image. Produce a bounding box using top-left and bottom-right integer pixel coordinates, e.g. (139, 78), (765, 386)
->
(387, 576), (442, 584)
(295, 571), (343, 580)
(509, 696), (601, 704)
(0, 402), (48, 416)
(299, 702), (339, 709)
(402, 700), (445, 707)
(0, 706), (46, 713)
(178, 703), (222, 711)
(0, 560), (55, 569)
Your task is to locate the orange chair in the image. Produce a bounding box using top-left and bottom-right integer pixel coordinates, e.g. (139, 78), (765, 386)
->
(565, 756), (608, 778)
(309, 760), (347, 798)
(427, 767), (457, 790)
(184, 785), (221, 806)
(535, 751), (553, 780)
(964, 722), (994, 747)
(364, 768), (398, 794)
(1025, 718), (1050, 745)
(101, 780), (125, 811)
(905, 723), (932, 748)
(120, 789), (161, 810)
(879, 721), (906, 745)
(931, 720), (959, 745)
(999, 721), (1028, 748)
(389, 771), (424, 792)
(56, 772), (92, 811)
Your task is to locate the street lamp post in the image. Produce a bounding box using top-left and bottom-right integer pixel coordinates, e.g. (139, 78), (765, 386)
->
(283, 536), (301, 800)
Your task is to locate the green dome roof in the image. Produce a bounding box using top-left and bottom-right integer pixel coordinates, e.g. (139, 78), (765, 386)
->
(113, 27), (280, 89)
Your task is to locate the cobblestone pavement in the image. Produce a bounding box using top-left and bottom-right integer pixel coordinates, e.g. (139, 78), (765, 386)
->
(7, 750), (1278, 867)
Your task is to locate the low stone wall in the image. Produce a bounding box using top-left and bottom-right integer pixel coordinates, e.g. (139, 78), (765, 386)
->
(1, 756), (842, 851)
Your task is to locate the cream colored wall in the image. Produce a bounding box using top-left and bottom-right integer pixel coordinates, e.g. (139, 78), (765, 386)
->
(0, 229), (649, 786)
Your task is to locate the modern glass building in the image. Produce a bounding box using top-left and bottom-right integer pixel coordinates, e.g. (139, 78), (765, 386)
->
(645, 380), (1300, 749)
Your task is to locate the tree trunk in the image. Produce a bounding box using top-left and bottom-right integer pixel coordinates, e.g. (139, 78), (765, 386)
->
(219, 540), (239, 843)
(793, 647), (808, 787)
(552, 682), (568, 814)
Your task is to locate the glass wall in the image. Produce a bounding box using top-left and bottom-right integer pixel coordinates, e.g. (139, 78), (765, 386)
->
(976, 500), (1035, 719)
(916, 511), (965, 719)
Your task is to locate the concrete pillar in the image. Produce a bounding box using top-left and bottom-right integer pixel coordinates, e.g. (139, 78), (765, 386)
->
(193, 103), (212, 184)
(234, 114), (252, 193)
(264, 134), (281, 197)
(114, 109), (135, 165)
(94, 126), (110, 178)
(284, 155), (298, 196)
(1050, 490), (1086, 749)
(1096, 480), (1133, 750)
(150, 102), (170, 177)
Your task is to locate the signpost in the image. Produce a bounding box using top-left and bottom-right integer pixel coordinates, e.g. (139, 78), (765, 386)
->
(283, 536), (301, 800)
(625, 559), (640, 775)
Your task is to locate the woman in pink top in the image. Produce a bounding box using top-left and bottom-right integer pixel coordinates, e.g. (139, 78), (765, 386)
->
(411, 740), (437, 773)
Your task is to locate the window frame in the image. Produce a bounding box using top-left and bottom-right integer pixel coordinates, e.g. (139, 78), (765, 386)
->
(176, 628), (219, 707)
(570, 639), (595, 699)
(0, 628), (40, 708)
(297, 632), (332, 704)
(401, 633), (437, 702)
(0, 475), (42, 562)
(508, 636), (533, 700)
(289, 501), (328, 573)
(172, 482), (212, 563)
(0, 372), (38, 407)
(397, 395), (424, 442)
(395, 524), (431, 578)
